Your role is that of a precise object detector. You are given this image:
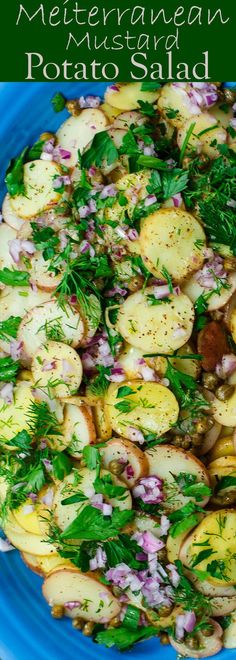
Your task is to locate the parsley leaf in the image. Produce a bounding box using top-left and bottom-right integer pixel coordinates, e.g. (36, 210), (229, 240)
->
(119, 130), (140, 156)
(0, 316), (21, 342)
(138, 100), (156, 116)
(31, 224), (59, 261)
(82, 132), (118, 168)
(60, 505), (134, 541)
(162, 168), (188, 199)
(82, 446), (101, 472)
(0, 268), (30, 287)
(87, 365), (111, 397)
(5, 148), (27, 197)
(51, 92), (66, 113)
(0, 357), (20, 383)
(52, 454), (72, 481)
(94, 474), (126, 499)
(7, 430), (31, 451)
(141, 82), (161, 91)
(215, 475), (236, 492)
(28, 140), (45, 160)
(191, 548), (216, 568)
(116, 385), (135, 398)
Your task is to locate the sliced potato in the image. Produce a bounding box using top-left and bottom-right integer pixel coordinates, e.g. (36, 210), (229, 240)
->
(105, 83), (160, 111)
(0, 381), (34, 444)
(210, 595), (236, 617)
(43, 568), (120, 622)
(212, 387), (236, 426)
(180, 510), (236, 585)
(116, 287), (194, 353)
(140, 208), (205, 283)
(183, 272), (236, 311)
(22, 551), (73, 576)
(2, 194), (25, 230)
(157, 83), (200, 128)
(14, 498), (42, 535)
(54, 468), (131, 532)
(172, 343), (201, 379)
(101, 437), (149, 488)
(80, 294), (101, 347)
(0, 287), (52, 328)
(118, 343), (150, 380)
(10, 161), (62, 219)
(208, 456), (236, 470)
(29, 251), (63, 291)
(56, 109), (108, 167)
(64, 404), (96, 457)
(100, 102), (121, 122)
(21, 551), (44, 576)
(146, 445), (210, 511)
(223, 609), (236, 648)
(210, 102), (234, 129)
(113, 111), (146, 129)
(19, 299), (84, 361)
(93, 401), (113, 440)
(0, 223), (18, 270)
(184, 569), (236, 597)
(31, 341), (83, 399)
(169, 619), (223, 658)
(105, 380), (179, 439)
(178, 113), (227, 158)
(4, 512), (57, 556)
(166, 514), (204, 563)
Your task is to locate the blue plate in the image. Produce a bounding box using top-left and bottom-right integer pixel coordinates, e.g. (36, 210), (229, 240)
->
(0, 82), (236, 660)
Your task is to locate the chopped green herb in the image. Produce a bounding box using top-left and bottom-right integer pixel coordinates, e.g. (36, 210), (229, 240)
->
(51, 92), (66, 113)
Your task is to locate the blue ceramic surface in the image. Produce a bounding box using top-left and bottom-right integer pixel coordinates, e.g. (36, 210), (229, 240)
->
(0, 82), (235, 660)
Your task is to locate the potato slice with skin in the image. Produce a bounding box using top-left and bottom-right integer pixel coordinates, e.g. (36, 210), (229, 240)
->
(183, 272), (236, 311)
(29, 251), (63, 291)
(100, 102), (121, 123)
(180, 510), (236, 585)
(212, 387), (236, 427)
(64, 404), (96, 457)
(19, 299), (84, 361)
(157, 83), (201, 128)
(105, 380), (179, 439)
(105, 83), (160, 111)
(166, 514), (204, 563)
(169, 619), (223, 658)
(184, 569), (236, 597)
(10, 161), (62, 219)
(0, 223), (18, 270)
(177, 113), (227, 158)
(116, 287), (194, 353)
(140, 209), (206, 283)
(14, 498), (42, 535)
(32, 341), (83, 399)
(93, 401), (113, 440)
(146, 445), (210, 511)
(0, 286), (52, 322)
(0, 381), (34, 444)
(101, 437), (149, 488)
(43, 568), (120, 622)
(223, 609), (236, 648)
(4, 512), (57, 555)
(54, 468), (132, 532)
(21, 551), (44, 576)
(208, 456), (236, 470)
(22, 551), (73, 576)
(56, 109), (108, 167)
(2, 194), (25, 230)
(210, 595), (236, 617)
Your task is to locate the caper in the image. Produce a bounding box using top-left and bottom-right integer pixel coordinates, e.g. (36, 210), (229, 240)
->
(215, 384), (234, 401)
(191, 433), (203, 447)
(112, 586), (123, 597)
(223, 491), (236, 505)
(158, 548), (168, 563)
(187, 635), (199, 649)
(201, 624), (214, 637)
(224, 257), (236, 272)
(66, 99), (80, 116)
(202, 372), (219, 391)
(108, 616), (121, 628)
(223, 88), (236, 104)
(159, 632), (169, 645)
(195, 418), (209, 434)
(82, 621), (94, 637)
(171, 435), (191, 449)
(109, 459), (127, 476)
(127, 275), (145, 293)
(72, 617), (84, 630)
(51, 605), (64, 619)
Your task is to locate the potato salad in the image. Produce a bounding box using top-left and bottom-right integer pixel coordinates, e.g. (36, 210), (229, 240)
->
(0, 81), (236, 657)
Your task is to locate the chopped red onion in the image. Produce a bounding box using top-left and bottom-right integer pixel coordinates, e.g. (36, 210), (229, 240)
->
(41, 488), (54, 507)
(105, 285), (127, 297)
(127, 228), (139, 241)
(10, 340), (23, 361)
(28, 492), (37, 503)
(230, 118), (236, 130)
(53, 175), (71, 189)
(133, 531), (165, 554)
(88, 166), (97, 177)
(106, 563), (144, 593)
(42, 360), (56, 372)
(79, 240), (95, 258)
(144, 194), (157, 207)
(40, 152), (53, 162)
(126, 427), (145, 445)
(138, 361), (156, 382)
(216, 353), (236, 379)
(115, 226), (129, 240)
(172, 193), (182, 208)
(143, 144), (155, 156)
(0, 382), (14, 404)
(23, 504), (34, 515)
(159, 514), (170, 536)
(70, 294), (77, 305)
(79, 95), (101, 109)
(8, 238), (36, 264)
(195, 255), (227, 289)
(89, 547), (107, 571)
(42, 458), (53, 473)
(0, 538), (14, 552)
(109, 85), (119, 92)
(166, 563), (180, 587)
(100, 184), (117, 200)
(133, 475), (163, 504)
(64, 601), (81, 610)
(59, 148), (71, 160)
(176, 611), (196, 640)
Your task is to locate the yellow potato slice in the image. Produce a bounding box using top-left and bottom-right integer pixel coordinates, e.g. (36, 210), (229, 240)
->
(183, 272), (236, 311)
(223, 609), (236, 648)
(10, 161), (62, 219)
(172, 343), (201, 379)
(104, 380), (179, 439)
(64, 404), (96, 457)
(140, 208), (206, 283)
(22, 551), (73, 576)
(145, 445), (210, 511)
(0, 381), (34, 444)
(54, 468), (131, 532)
(157, 83), (200, 128)
(19, 299), (84, 361)
(92, 401), (113, 440)
(43, 568), (120, 622)
(180, 510), (236, 585)
(212, 387), (236, 426)
(14, 498), (42, 535)
(210, 102), (234, 129)
(56, 108), (108, 167)
(105, 83), (160, 111)
(118, 343), (150, 380)
(4, 512), (57, 556)
(177, 113), (227, 159)
(2, 194), (25, 230)
(100, 102), (121, 122)
(101, 437), (149, 488)
(208, 456), (236, 470)
(116, 287), (194, 353)
(166, 513), (204, 563)
(29, 252), (63, 291)
(31, 341), (83, 399)
(0, 286), (52, 323)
